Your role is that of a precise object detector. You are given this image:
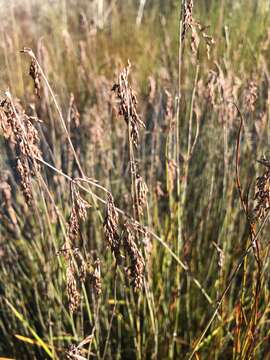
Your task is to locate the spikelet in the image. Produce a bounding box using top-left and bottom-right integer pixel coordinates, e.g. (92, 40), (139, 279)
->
(0, 97), (42, 206)
(181, 0), (214, 58)
(66, 256), (81, 313)
(123, 223), (144, 291)
(29, 58), (41, 98)
(63, 247), (88, 313)
(63, 184), (90, 312)
(88, 258), (101, 296)
(112, 61), (144, 147)
(21, 47), (42, 98)
(253, 158), (270, 222)
(67, 184), (90, 246)
(60, 246), (88, 313)
(182, 0), (194, 41)
(135, 174), (148, 216)
(103, 193), (122, 264)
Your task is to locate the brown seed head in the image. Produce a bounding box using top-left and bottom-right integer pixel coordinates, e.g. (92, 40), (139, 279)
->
(182, 0), (194, 41)
(104, 193), (122, 264)
(67, 184), (90, 246)
(66, 257), (81, 313)
(88, 258), (102, 296)
(0, 97), (42, 206)
(29, 58), (41, 98)
(135, 174), (148, 216)
(123, 223), (144, 291)
(112, 61), (144, 147)
(253, 159), (270, 222)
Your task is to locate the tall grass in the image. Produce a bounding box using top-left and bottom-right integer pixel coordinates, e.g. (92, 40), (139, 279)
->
(1, 1), (270, 359)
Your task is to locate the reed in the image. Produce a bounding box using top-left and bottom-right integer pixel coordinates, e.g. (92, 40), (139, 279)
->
(0, 1), (270, 359)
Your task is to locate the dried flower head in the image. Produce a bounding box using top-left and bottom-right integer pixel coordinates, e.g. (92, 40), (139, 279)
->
(135, 174), (148, 216)
(62, 184), (90, 312)
(21, 47), (42, 98)
(196, 23), (215, 58)
(112, 61), (144, 147)
(0, 96), (42, 206)
(182, 0), (194, 41)
(29, 58), (41, 98)
(67, 184), (90, 246)
(253, 158), (270, 222)
(59, 247), (88, 313)
(88, 258), (102, 296)
(104, 193), (122, 264)
(181, 1), (214, 58)
(66, 257), (81, 313)
(123, 223), (144, 291)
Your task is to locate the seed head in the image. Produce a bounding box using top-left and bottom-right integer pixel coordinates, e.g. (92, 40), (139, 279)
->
(123, 223), (144, 291)
(112, 61), (144, 147)
(253, 158), (270, 222)
(29, 58), (41, 98)
(104, 193), (122, 264)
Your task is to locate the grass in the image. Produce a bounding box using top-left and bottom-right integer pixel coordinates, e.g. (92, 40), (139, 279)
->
(1, 0), (270, 359)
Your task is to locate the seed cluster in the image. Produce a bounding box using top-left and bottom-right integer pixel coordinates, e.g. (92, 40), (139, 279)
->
(64, 185), (90, 312)
(182, 0), (194, 41)
(182, 0), (214, 57)
(66, 255), (81, 313)
(123, 223), (145, 291)
(0, 97), (41, 206)
(67, 184), (90, 245)
(253, 159), (270, 221)
(88, 258), (101, 296)
(135, 174), (148, 216)
(112, 61), (145, 147)
(104, 193), (122, 264)
(29, 58), (41, 98)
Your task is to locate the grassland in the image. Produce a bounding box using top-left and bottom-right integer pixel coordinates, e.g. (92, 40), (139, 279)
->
(1, 1), (270, 359)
